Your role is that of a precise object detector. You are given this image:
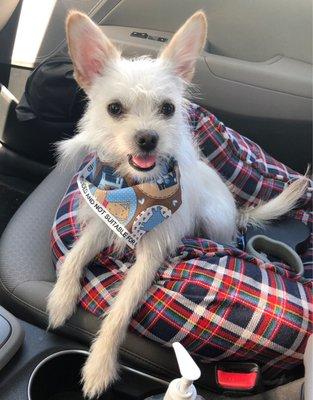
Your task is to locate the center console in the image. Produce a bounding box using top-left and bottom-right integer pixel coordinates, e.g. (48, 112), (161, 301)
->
(0, 308), (168, 400)
(0, 306), (306, 400)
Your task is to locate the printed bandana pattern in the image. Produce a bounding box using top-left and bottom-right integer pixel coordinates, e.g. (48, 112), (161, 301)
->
(77, 156), (182, 248)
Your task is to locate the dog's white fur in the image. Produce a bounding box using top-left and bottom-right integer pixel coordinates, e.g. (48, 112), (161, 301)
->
(47, 10), (307, 398)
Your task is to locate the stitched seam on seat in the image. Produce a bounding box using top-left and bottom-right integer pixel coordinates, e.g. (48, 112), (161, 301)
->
(10, 274), (56, 292)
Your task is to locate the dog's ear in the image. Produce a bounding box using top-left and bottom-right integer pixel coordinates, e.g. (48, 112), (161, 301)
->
(160, 11), (207, 82)
(66, 10), (120, 90)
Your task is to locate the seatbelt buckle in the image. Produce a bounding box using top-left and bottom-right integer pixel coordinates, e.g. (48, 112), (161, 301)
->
(236, 230), (247, 251)
(215, 362), (260, 392)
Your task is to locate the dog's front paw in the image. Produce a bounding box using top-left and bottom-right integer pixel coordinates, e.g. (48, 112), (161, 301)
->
(81, 349), (119, 399)
(47, 278), (81, 329)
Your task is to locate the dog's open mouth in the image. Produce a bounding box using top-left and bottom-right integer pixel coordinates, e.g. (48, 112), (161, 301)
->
(128, 154), (156, 171)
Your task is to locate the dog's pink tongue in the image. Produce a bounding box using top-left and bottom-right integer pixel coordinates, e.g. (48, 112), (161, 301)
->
(132, 155), (156, 169)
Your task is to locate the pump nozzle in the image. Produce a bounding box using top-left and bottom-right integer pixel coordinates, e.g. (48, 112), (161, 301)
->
(163, 342), (202, 400)
(173, 342), (201, 394)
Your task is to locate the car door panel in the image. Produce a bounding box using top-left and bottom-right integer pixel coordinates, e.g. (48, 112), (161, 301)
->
(0, 0), (311, 172)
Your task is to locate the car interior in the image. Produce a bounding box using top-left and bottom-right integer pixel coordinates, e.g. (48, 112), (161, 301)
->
(0, 1), (312, 399)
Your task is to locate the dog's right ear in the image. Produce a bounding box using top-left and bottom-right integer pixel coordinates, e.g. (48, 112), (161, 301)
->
(66, 11), (120, 91)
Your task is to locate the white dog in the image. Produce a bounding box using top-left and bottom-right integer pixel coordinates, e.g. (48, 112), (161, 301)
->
(47, 10), (306, 398)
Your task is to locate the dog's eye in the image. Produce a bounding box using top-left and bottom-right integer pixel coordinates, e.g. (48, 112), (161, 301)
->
(107, 102), (124, 117)
(160, 102), (175, 117)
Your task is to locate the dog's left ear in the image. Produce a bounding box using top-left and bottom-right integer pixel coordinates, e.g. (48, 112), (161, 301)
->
(160, 11), (207, 82)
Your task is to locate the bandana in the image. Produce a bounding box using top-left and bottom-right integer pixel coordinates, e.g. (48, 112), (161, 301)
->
(77, 155), (182, 249)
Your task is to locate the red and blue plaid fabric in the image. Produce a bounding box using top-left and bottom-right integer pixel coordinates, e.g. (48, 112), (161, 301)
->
(51, 102), (312, 382)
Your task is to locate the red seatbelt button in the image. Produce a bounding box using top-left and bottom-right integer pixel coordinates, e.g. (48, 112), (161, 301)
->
(216, 363), (259, 391)
(217, 370), (258, 390)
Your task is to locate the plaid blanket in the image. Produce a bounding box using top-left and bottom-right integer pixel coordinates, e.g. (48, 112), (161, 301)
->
(51, 102), (312, 382)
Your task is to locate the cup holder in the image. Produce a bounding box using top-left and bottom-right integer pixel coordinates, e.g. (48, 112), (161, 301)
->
(28, 350), (114, 400)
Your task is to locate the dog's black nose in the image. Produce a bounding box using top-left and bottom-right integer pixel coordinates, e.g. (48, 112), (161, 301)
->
(135, 130), (159, 152)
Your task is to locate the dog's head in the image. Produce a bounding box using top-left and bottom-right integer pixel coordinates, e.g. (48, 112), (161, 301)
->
(66, 10), (207, 179)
